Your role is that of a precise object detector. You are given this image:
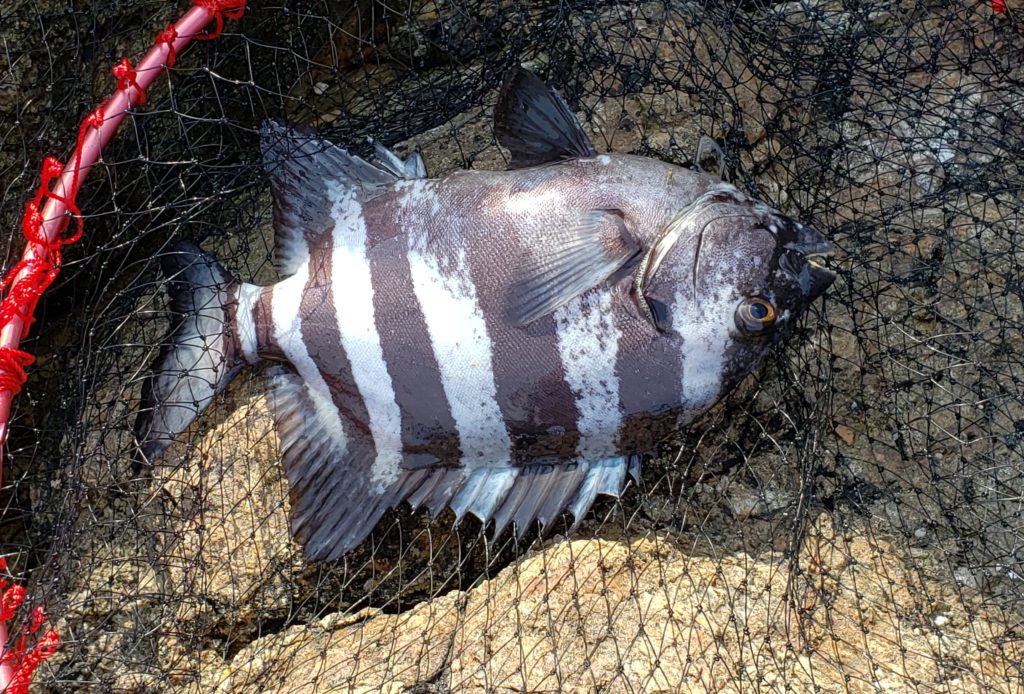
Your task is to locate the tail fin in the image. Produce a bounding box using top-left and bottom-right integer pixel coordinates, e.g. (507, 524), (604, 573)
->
(134, 241), (243, 462)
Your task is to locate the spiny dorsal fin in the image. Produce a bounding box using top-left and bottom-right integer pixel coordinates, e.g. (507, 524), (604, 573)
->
(373, 142), (427, 179)
(495, 68), (598, 170)
(260, 120), (398, 275)
(507, 209), (639, 326)
(695, 135), (726, 179)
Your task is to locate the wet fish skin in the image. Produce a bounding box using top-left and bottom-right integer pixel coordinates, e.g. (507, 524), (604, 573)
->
(135, 68), (834, 560)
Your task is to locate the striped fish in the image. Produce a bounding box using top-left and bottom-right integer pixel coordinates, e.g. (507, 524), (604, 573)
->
(135, 69), (835, 561)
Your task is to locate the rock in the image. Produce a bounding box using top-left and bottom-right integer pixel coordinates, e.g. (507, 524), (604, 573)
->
(834, 424), (856, 446)
(196, 515), (1023, 692)
(953, 566), (979, 589)
(203, 596), (462, 691)
(143, 384), (303, 652)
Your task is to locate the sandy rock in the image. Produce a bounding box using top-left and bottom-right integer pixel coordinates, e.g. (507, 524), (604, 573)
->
(195, 514), (1022, 692)
(202, 597), (462, 692)
(144, 383), (301, 630)
(834, 423), (856, 446)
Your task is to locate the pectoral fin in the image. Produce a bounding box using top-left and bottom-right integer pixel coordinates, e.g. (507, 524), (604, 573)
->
(507, 210), (639, 325)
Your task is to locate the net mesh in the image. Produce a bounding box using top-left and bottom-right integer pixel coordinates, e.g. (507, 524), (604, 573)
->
(1, 0), (1022, 689)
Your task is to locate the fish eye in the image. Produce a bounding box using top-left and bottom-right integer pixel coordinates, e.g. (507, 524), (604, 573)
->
(735, 297), (776, 335)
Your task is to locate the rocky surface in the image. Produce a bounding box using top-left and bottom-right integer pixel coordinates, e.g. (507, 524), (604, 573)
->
(1, 0), (1022, 691)
(200, 519), (1023, 693)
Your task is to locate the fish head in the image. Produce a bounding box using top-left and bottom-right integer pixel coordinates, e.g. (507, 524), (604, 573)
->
(631, 184), (835, 407)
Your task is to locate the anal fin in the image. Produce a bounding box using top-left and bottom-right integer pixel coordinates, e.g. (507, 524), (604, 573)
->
(450, 467), (517, 522)
(563, 457), (627, 531)
(482, 458), (631, 544)
(536, 463), (587, 528)
(628, 454), (642, 483)
(269, 366), (423, 560)
(510, 467), (562, 539)
(268, 366), (637, 560)
(423, 468), (465, 518)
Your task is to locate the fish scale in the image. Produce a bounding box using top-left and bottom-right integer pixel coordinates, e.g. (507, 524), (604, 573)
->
(134, 68), (835, 561)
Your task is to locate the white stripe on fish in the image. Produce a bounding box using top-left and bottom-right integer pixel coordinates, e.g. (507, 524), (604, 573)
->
(271, 259), (349, 453)
(402, 180), (513, 471)
(235, 283), (262, 364)
(674, 284), (730, 414)
(328, 183), (404, 493)
(554, 288), (624, 461)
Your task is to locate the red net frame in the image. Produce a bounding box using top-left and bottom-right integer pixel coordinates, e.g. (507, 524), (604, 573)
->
(0, 1), (245, 689)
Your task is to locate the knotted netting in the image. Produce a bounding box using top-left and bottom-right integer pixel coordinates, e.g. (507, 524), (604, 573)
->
(0, 0), (1021, 690)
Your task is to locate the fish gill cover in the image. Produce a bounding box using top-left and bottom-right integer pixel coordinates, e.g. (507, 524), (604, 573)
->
(0, 0), (1022, 690)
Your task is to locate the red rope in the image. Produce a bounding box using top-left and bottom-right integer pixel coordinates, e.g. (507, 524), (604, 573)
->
(0, 559), (60, 693)
(3, 628), (59, 694)
(0, 0), (249, 410)
(194, 0), (247, 40)
(68, 106), (105, 224)
(992, 0), (1006, 12)
(0, 588), (58, 694)
(0, 584), (24, 623)
(0, 350), (33, 397)
(0, 3), (247, 688)
(0, 155), (76, 347)
(112, 58), (146, 105)
(155, 24), (179, 67)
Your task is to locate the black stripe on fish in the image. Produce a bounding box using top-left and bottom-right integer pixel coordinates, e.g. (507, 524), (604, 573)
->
(469, 210), (583, 459)
(364, 219), (463, 465)
(298, 234), (376, 442)
(614, 319), (685, 451)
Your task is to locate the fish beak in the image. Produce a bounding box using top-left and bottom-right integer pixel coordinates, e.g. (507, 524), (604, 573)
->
(804, 250), (836, 299)
(783, 225), (837, 299)
(788, 242), (836, 299)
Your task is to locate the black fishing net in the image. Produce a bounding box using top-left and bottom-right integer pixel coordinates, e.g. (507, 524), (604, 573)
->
(1, 0), (1022, 689)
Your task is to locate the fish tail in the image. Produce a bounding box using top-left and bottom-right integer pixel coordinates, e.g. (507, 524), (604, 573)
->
(134, 240), (244, 463)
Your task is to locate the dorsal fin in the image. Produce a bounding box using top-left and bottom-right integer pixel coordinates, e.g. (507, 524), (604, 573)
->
(695, 135), (726, 179)
(260, 120), (398, 275)
(494, 68), (598, 170)
(373, 142), (427, 179)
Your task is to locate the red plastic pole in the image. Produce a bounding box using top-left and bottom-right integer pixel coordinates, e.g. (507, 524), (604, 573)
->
(0, 2), (245, 690)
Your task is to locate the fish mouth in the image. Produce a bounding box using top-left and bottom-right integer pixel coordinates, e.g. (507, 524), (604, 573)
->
(796, 242), (835, 273)
(785, 239), (837, 298)
(786, 240), (834, 259)
(806, 250), (837, 299)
